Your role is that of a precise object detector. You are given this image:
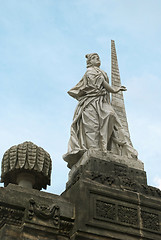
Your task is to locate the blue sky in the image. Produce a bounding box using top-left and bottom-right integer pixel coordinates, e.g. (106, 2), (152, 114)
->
(0, 0), (161, 194)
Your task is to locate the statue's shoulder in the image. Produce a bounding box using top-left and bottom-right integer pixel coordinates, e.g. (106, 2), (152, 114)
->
(85, 67), (97, 76)
(99, 68), (107, 76)
(85, 66), (95, 72)
(85, 67), (108, 80)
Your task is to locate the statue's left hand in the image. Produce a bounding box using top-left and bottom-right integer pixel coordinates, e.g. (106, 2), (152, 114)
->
(114, 86), (127, 93)
(119, 86), (127, 92)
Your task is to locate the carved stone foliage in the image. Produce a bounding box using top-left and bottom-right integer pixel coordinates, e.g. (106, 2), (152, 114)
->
(141, 211), (160, 231)
(27, 199), (74, 236)
(88, 168), (139, 193)
(59, 219), (74, 235)
(118, 205), (138, 225)
(0, 205), (24, 228)
(28, 199), (60, 228)
(68, 159), (161, 201)
(120, 176), (138, 192)
(114, 164), (127, 177)
(94, 198), (161, 233)
(95, 200), (138, 226)
(91, 172), (115, 186)
(1, 141), (52, 190)
(95, 200), (116, 221)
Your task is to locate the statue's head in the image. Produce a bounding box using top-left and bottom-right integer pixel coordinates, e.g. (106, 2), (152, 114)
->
(85, 53), (101, 68)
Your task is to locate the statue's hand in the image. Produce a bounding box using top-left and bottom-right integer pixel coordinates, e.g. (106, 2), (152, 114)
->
(114, 86), (127, 93)
(119, 86), (127, 92)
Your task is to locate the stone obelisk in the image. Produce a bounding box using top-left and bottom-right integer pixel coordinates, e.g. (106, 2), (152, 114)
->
(111, 40), (132, 146)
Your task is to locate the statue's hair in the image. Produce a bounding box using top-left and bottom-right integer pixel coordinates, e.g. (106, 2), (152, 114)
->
(85, 53), (99, 68)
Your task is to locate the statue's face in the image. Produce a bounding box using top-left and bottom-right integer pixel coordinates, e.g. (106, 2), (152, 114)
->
(90, 54), (101, 67)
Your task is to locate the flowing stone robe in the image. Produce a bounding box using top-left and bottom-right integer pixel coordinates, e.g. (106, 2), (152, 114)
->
(64, 66), (137, 168)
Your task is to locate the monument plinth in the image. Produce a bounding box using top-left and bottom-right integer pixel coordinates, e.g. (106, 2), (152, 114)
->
(68, 149), (144, 178)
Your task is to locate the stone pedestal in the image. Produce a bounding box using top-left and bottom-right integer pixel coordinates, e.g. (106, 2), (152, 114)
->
(62, 152), (161, 240)
(0, 152), (161, 239)
(67, 149), (144, 183)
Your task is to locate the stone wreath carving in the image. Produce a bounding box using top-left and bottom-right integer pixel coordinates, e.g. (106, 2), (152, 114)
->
(28, 199), (60, 227)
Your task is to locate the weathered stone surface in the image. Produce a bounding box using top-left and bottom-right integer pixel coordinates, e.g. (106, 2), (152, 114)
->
(1, 167), (161, 240)
(63, 176), (161, 240)
(0, 184), (74, 239)
(63, 143), (161, 240)
(68, 149), (144, 178)
(67, 154), (146, 193)
(1, 141), (52, 190)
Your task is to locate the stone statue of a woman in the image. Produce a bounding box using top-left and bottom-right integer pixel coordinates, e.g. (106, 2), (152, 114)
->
(63, 53), (138, 168)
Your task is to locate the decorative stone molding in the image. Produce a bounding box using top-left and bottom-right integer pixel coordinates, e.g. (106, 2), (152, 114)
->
(28, 198), (60, 228)
(93, 197), (161, 234)
(1, 141), (52, 190)
(94, 199), (139, 226)
(0, 205), (24, 228)
(141, 211), (160, 231)
(67, 157), (161, 202)
(95, 200), (116, 221)
(118, 205), (138, 225)
(91, 172), (115, 186)
(59, 218), (74, 235)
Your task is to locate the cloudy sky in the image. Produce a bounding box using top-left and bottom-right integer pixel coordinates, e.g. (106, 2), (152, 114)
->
(0, 0), (161, 194)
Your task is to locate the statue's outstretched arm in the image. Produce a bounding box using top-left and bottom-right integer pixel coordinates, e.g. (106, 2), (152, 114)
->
(103, 80), (127, 93)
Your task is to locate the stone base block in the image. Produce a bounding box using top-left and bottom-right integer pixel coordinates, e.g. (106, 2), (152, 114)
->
(67, 151), (147, 194)
(69, 149), (144, 180)
(63, 178), (161, 240)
